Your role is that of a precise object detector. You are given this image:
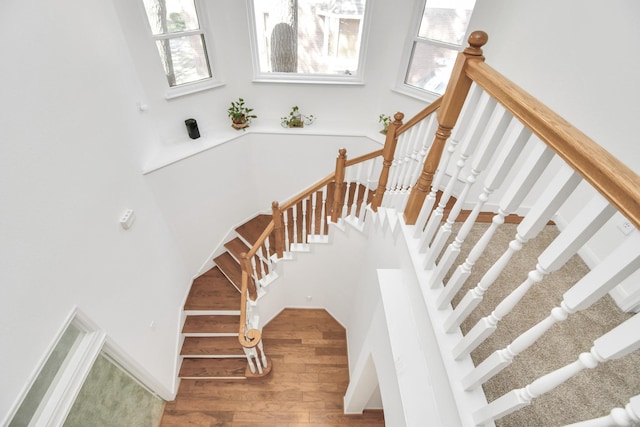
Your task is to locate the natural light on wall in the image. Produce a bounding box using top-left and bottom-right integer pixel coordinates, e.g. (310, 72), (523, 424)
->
(405, 0), (475, 95)
(249, 0), (368, 82)
(142, 0), (212, 87)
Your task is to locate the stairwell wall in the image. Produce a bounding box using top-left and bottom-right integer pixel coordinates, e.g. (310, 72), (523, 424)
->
(0, 0), (191, 420)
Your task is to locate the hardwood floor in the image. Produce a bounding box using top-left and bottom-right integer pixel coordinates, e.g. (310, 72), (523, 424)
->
(160, 309), (385, 426)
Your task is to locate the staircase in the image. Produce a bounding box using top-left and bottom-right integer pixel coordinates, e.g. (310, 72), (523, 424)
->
(179, 215), (274, 380)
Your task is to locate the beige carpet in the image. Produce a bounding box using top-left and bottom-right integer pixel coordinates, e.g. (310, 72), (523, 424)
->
(443, 223), (639, 426)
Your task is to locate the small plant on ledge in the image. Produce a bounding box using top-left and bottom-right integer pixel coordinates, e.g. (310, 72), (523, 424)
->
(281, 105), (315, 128)
(378, 114), (391, 135)
(228, 98), (257, 130)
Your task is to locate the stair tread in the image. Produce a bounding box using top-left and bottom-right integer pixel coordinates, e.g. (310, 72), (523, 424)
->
(235, 214), (271, 246)
(183, 315), (240, 334)
(224, 237), (250, 261)
(181, 336), (244, 355)
(213, 252), (242, 288)
(185, 267), (239, 311)
(179, 358), (247, 378)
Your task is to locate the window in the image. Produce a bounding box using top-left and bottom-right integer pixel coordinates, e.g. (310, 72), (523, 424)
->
(403, 0), (476, 96)
(6, 312), (106, 426)
(249, 0), (369, 83)
(142, 0), (213, 88)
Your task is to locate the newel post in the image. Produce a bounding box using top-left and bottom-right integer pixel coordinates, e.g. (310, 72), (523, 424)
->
(371, 112), (404, 212)
(271, 201), (284, 258)
(240, 253), (258, 301)
(331, 148), (347, 223)
(404, 31), (489, 224)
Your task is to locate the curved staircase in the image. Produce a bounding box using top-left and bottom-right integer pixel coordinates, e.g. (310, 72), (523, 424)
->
(179, 215), (275, 380)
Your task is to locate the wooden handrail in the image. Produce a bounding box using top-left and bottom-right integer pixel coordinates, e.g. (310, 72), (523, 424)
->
(465, 60), (640, 229)
(279, 173), (335, 212)
(396, 97), (443, 136)
(344, 149), (384, 167)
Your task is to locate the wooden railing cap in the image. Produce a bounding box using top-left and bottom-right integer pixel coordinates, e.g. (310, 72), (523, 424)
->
(465, 30), (489, 55)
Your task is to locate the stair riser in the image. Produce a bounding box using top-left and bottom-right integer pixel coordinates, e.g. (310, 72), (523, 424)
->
(182, 333), (238, 338)
(185, 310), (240, 316)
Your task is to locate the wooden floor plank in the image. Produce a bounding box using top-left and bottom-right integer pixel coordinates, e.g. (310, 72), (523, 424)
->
(160, 309), (385, 426)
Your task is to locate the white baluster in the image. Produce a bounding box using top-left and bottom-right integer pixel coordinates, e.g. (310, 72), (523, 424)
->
(283, 210), (290, 253)
(452, 83), (484, 142)
(250, 256), (261, 284)
(394, 128), (421, 210)
(263, 239), (273, 273)
(439, 142), (554, 311)
(564, 395), (640, 427)
(473, 313), (640, 425)
(419, 95), (498, 258)
(433, 121), (529, 295)
(343, 168), (352, 218)
(257, 340), (268, 366)
(444, 162), (580, 333)
(243, 347), (257, 374)
(424, 101), (507, 274)
(292, 204), (298, 245)
(463, 230), (640, 390)
(453, 192), (615, 359)
(301, 197), (308, 245)
(310, 190), (318, 236)
(320, 186), (327, 235)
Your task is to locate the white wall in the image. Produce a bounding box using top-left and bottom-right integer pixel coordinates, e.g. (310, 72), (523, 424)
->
(469, 0), (640, 173)
(0, 0), (191, 419)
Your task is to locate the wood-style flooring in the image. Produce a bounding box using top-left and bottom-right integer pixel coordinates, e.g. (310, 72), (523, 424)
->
(160, 309), (385, 426)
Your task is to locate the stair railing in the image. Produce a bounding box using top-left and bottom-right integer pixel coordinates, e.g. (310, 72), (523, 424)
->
(235, 147), (385, 362)
(387, 30), (640, 426)
(234, 94), (446, 365)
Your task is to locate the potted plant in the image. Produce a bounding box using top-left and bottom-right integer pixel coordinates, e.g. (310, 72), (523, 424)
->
(378, 114), (391, 135)
(281, 106), (315, 128)
(228, 98), (257, 130)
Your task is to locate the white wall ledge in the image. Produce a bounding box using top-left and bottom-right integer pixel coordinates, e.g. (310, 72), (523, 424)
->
(142, 122), (386, 175)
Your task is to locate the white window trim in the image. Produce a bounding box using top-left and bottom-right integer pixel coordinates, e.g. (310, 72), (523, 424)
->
(246, 0), (371, 85)
(3, 308), (105, 427)
(394, 0), (472, 102)
(115, 0), (224, 100)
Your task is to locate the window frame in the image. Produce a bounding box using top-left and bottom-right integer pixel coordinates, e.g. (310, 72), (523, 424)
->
(395, 0), (475, 101)
(246, 0), (372, 85)
(137, 0), (224, 99)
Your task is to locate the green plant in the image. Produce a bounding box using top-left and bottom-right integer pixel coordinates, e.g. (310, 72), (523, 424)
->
(227, 98), (257, 129)
(378, 114), (391, 134)
(281, 105), (315, 128)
